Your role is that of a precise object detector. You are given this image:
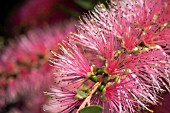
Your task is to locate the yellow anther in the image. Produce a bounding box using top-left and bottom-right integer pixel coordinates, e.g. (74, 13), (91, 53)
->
(70, 32), (73, 35)
(91, 19), (97, 27)
(101, 3), (106, 9)
(152, 15), (158, 23)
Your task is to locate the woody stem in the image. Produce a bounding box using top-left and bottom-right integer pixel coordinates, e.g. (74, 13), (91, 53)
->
(76, 82), (102, 113)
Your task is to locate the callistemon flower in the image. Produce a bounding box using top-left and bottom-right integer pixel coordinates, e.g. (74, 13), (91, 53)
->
(112, 0), (170, 52)
(70, 5), (122, 59)
(45, 0), (170, 113)
(44, 43), (96, 112)
(44, 88), (83, 113)
(71, 0), (170, 53)
(103, 48), (170, 112)
(50, 42), (91, 77)
(105, 78), (155, 113)
(0, 22), (76, 113)
(106, 47), (170, 90)
(8, 0), (71, 28)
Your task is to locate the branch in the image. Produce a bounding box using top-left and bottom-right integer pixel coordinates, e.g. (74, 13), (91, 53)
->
(76, 82), (101, 113)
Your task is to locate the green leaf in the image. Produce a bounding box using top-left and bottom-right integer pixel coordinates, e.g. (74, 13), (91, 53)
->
(73, 0), (94, 9)
(75, 90), (88, 99)
(74, 0), (108, 10)
(79, 105), (103, 113)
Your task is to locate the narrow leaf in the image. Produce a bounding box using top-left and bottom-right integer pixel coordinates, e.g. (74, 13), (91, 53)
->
(75, 90), (88, 99)
(79, 105), (103, 113)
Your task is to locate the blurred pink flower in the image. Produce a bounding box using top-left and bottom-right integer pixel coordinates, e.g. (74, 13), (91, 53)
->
(9, 0), (63, 25)
(6, 0), (83, 35)
(0, 22), (76, 113)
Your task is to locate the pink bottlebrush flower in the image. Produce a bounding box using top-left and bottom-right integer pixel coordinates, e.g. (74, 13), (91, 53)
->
(71, 0), (170, 53)
(44, 88), (83, 113)
(105, 78), (155, 113)
(6, 0), (84, 35)
(8, 0), (65, 27)
(70, 4), (122, 59)
(89, 74), (157, 113)
(47, 42), (95, 94)
(113, 0), (170, 51)
(46, 45), (169, 111)
(0, 22), (76, 113)
(88, 48), (170, 113)
(44, 41), (104, 112)
(45, 0), (170, 113)
(50, 42), (91, 77)
(104, 48), (170, 112)
(141, 26), (170, 53)
(0, 76), (6, 108)
(106, 48), (170, 90)
(5, 69), (52, 113)
(124, 48), (170, 91)
(116, 0), (170, 26)
(70, 3), (142, 53)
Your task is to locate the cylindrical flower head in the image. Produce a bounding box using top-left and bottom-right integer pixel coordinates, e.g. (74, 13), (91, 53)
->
(0, 22), (76, 113)
(70, 4), (123, 59)
(106, 48), (170, 91)
(44, 88), (83, 113)
(113, 0), (170, 52)
(6, 0), (80, 33)
(45, 43), (97, 112)
(50, 42), (91, 77)
(105, 78), (154, 113)
(48, 42), (94, 91)
(45, 0), (170, 113)
(71, 0), (170, 52)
